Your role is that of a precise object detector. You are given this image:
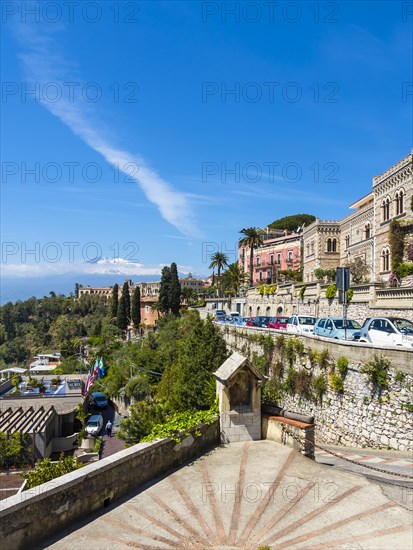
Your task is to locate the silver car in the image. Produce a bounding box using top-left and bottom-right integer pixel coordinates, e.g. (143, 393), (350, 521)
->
(314, 317), (361, 340)
(358, 317), (413, 348)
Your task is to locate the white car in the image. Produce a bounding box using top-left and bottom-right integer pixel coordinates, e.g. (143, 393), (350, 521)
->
(85, 414), (104, 436)
(358, 317), (413, 348)
(287, 315), (317, 335)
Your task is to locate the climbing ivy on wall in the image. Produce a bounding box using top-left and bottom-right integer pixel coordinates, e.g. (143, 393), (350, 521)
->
(389, 220), (405, 271)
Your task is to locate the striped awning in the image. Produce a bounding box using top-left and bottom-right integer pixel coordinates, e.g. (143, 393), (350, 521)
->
(0, 405), (55, 434)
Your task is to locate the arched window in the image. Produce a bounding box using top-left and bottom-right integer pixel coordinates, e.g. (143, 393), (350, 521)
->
(327, 238), (337, 252)
(266, 306), (271, 315)
(256, 306), (261, 316)
(382, 197), (390, 221)
(365, 223), (371, 239)
(381, 248), (390, 272)
(345, 235), (350, 248)
(396, 190), (405, 215)
(277, 306), (283, 314)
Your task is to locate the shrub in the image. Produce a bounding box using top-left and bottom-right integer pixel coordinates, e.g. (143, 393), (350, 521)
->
(285, 367), (298, 394)
(299, 285), (306, 300)
(295, 369), (313, 400)
(21, 453), (82, 489)
(317, 349), (331, 371)
(396, 262), (413, 278)
(325, 284), (337, 299)
(336, 356), (348, 377)
(329, 373), (344, 392)
(312, 374), (327, 403)
(346, 289), (354, 303)
(361, 354), (391, 391)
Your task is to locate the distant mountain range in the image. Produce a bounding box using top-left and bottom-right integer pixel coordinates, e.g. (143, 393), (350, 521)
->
(1, 274), (152, 304)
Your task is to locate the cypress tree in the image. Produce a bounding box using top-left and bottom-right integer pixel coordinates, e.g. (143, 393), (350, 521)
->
(117, 295), (128, 331)
(131, 286), (141, 327)
(122, 281), (131, 322)
(111, 284), (119, 320)
(169, 262), (181, 316)
(159, 266), (171, 314)
(116, 282), (131, 331)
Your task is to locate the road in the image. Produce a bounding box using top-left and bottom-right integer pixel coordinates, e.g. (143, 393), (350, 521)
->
(315, 443), (413, 510)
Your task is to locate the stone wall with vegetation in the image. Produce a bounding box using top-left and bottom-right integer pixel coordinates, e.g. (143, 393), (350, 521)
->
(220, 326), (413, 451)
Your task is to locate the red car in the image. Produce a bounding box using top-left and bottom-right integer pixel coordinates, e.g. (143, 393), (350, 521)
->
(267, 316), (289, 330)
(245, 317), (256, 326)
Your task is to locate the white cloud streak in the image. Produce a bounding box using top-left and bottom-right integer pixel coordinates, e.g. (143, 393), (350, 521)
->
(13, 19), (201, 237)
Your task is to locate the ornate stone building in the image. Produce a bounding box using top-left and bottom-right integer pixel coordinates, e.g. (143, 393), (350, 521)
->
(302, 220), (340, 283)
(303, 151), (413, 283)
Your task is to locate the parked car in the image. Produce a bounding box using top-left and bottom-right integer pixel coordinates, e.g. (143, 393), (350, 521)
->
(91, 391), (108, 409)
(287, 315), (317, 335)
(314, 317), (361, 340)
(251, 316), (271, 328)
(213, 310), (226, 319)
(267, 316), (289, 330)
(358, 317), (413, 348)
(245, 317), (256, 326)
(85, 414), (103, 436)
(214, 315), (226, 323)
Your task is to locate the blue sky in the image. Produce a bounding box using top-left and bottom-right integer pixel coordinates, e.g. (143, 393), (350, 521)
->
(1, 0), (412, 302)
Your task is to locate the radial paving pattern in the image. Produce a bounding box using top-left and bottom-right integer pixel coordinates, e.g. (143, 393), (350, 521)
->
(44, 441), (413, 550)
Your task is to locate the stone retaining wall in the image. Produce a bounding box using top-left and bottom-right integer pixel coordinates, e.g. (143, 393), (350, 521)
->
(221, 327), (413, 451)
(0, 421), (219, 550)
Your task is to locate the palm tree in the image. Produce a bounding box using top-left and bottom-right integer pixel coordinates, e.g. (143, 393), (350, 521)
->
(221, 263), (248, 296)
(239, 227), (264, 287)
(208, 252), (229, 296)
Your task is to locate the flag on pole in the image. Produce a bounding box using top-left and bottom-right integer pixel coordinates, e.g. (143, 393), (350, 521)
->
(93, 359), (99, 378)
(98, 357), (105, 378)
(84, 372), (93, 395)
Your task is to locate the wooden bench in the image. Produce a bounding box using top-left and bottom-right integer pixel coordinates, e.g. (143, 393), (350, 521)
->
(262, 414), (315, 458)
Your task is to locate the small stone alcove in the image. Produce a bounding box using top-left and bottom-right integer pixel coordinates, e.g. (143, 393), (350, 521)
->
(214, 352), (266, 443)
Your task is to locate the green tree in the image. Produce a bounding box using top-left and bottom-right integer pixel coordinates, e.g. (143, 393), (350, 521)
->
(239, 227), (264, 286)
(208, 252), (229, 296)
(131, 286), (141, 327)
(169, 262), (181, 315)
(0, 432), (29, 469)
(159, 266), (172, 314)
(269, 213), (315, 232)
(221, 262), (248, 296)
(157, 314), (227, 411)
(181, 287), (196, 305)
(21, 453), (82, 489)
(111, 284), (119, 320)
(117, 282), (131, 332)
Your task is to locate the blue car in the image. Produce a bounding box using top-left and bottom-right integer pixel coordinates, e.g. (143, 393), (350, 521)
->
(91, 391), (108, 409)
(314, 317), (361, 340)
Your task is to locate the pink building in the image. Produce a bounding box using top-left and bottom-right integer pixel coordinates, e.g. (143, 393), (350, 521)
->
(238, 230), (301, 285)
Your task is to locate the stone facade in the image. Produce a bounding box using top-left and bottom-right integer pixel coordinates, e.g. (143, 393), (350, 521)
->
(303, 220), (340, 282)
(220, 327), (413, 451)
(302, 152), (413, 283)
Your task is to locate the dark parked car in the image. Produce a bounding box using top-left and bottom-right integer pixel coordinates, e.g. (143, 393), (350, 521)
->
(91, 391), (108, 409)
(251, 316), (271, 328)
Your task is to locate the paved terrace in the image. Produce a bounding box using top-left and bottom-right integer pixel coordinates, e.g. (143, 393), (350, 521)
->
(42, 440), (412, 550)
